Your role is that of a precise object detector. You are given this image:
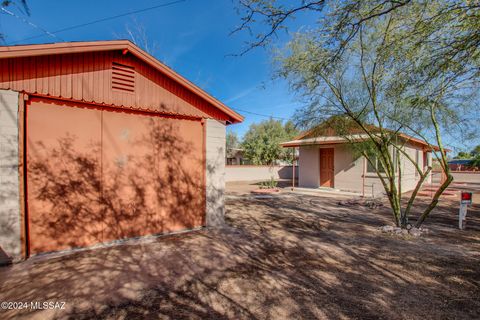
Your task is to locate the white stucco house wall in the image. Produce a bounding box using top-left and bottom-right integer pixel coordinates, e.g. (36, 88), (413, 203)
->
(281, 128), (435, 197)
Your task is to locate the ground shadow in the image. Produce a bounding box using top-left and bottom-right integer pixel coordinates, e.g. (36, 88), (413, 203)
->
(0, 191), (478, 319)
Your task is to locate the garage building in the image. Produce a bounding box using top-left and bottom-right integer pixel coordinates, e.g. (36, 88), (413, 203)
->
(0, 40), (243, 263)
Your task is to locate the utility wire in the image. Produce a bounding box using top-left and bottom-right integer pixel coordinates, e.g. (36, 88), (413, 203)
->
(232, 107), (288, 120)
(3, 0), (288, 122)
(10, 0), (187, 44)
(1, 6), (62, 42)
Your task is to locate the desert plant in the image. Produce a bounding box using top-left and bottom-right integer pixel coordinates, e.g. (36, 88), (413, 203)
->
(234, 0), (480, 228)
(260, 177), (278, 189)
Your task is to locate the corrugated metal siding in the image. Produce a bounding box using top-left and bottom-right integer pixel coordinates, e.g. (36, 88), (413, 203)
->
(0, 50), (229, 121)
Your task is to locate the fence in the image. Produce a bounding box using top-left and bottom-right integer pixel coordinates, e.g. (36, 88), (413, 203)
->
(225, 165), (299, 182)
(449, 164), (479, 172)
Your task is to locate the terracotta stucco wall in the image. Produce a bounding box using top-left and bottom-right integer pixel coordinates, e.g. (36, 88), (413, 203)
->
(0, 90), (21, 264)
(26, 97), (206, 254)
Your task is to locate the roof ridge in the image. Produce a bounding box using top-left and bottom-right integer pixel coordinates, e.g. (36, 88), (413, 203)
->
(0, 40), (243, 124)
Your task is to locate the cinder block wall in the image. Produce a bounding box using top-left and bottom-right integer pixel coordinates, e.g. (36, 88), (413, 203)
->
(225, 165), (298, 182)
(205, 119), (226, 227)
(0, 89), (21, 265)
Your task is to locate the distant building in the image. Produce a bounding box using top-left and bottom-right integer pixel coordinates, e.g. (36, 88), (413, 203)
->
(448, 159), (477, 171)
(226, 148), (247, 165)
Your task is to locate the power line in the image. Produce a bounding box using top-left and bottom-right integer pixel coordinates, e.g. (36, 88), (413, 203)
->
(4, 1), (289, 122)
(232, 107), (289, 120)
(10, 0), (187, 44)
(1, 6), (62, 42)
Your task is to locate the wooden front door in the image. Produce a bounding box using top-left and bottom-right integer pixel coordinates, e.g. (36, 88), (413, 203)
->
(319, 148), (334, 188)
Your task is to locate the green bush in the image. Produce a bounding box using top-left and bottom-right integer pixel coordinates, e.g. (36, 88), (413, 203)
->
(260, 177), (278, 189)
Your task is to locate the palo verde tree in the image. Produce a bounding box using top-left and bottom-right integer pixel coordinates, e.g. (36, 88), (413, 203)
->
(234, 0), (480, 228)
(242, 119), (298, 165)
(115, 18), (159, 56)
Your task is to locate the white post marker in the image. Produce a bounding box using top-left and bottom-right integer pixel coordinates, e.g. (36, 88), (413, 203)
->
(459, 192), (473, 230)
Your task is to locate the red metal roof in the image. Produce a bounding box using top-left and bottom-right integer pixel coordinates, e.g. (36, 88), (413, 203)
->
(283, 127), (449, 152)
(0, 40), (244, 124)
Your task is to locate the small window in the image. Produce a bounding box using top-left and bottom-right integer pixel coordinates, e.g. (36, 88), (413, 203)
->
(366, 154), (386, 173)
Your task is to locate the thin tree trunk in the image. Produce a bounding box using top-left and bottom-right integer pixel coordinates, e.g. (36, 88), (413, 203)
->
(363, 150), (400, 226)
(415, 102), (453, 228)
(415, 174), (453, 228)
(404, 167), (431, 219)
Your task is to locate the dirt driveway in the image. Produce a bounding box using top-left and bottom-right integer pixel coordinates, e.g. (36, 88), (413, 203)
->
(0, 192), (479, 319)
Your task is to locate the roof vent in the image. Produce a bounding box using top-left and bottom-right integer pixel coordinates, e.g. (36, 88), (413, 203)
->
(112, 62), (135, 93)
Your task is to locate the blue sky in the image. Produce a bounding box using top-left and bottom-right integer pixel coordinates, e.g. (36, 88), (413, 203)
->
(1, 0), (307, 139)
(1, 0), (477, 153)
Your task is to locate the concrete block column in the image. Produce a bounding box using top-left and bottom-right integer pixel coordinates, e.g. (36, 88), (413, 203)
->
(205, 119), (226, 227)
(0, 90), (21, 265)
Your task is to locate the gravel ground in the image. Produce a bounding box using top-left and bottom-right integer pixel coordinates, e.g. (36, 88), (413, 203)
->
(0, 192), (479, 319)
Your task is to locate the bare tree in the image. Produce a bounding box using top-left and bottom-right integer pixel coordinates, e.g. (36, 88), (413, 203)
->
(115, 17), (158, 55)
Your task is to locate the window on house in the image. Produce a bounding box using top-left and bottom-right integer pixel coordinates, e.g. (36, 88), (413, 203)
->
(366, 153), (386, 173)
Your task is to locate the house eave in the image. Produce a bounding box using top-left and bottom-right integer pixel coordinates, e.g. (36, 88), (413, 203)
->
(0, 40), (244, 124)
(281, 134), (449, 152)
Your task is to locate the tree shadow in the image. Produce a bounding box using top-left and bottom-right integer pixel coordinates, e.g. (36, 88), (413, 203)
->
(0, 92), (21, 263)
(0, 188), (478, 319)
(27, 112), (205, 254)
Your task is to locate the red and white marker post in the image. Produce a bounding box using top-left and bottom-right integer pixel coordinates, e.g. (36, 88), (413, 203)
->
(459, 192), (473, 230)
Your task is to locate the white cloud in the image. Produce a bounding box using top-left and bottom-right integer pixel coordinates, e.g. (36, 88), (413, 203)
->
(224, 86), (258, 104)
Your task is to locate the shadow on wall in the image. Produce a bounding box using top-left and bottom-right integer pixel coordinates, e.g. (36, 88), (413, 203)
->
(0, 247), (12, 265)
(205, 143), (226, 227)
(27, 115), (206, 254)
(0, 201), (19, 263)
(0, 92), (20, 263)
(277, 165), (298, 180)
(1, 52), (215, 118)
